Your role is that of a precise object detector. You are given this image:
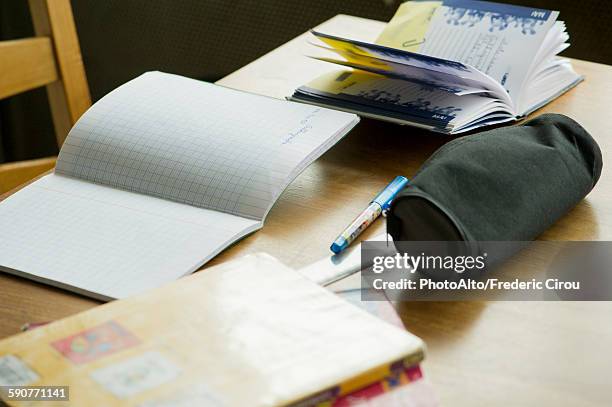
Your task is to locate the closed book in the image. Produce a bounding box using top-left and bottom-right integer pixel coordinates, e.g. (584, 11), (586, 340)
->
(0, 254), (424, 406)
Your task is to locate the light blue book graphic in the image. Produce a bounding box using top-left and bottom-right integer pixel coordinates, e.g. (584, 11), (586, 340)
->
(442, 0), (552, 34)
(292, 0), (582, 134)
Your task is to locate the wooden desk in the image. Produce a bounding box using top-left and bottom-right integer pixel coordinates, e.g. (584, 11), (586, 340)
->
(1, 15), (611, 406)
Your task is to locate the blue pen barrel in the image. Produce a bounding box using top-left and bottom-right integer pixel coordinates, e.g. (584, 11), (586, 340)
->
(331, 203), (382, 254)
(330, 176), (409, 254)
(373, 176), (410, 211)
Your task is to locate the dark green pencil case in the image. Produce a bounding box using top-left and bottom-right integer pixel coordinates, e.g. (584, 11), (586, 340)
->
(387, 114), (602, 243)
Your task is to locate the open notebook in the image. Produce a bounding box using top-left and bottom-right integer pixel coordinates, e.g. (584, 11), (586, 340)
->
(291, 0), (582, 134)
(0, 72), (358, 300)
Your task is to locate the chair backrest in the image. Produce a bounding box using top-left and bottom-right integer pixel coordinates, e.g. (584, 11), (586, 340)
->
(0, 0), (91, 147)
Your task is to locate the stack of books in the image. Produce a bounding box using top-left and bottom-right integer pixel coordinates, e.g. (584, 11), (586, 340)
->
(331, 288), (438, 406)
(292, 0), (581, 134)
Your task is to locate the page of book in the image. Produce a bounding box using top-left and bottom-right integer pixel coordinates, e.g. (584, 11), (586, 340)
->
(517, 21), (582, 114)
(307, 44), (498, 95)
(294, 70), (514, 133)
(308, 31), (512, 109)
(0, 174), (260, 300)
(375, 1), (582, 117)
(376, 0), (559, 102)
(55, 72), (358, 220)
(0, 73), (358, 300)
(312, 30), (488, 81)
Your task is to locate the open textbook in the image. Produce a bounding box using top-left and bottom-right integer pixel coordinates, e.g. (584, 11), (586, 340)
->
(0, 72), (358, 300)
(291, 0), (583, 134)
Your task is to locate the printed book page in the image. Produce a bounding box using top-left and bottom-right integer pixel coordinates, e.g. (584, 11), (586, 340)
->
(295, 70), (514, 133)
(307, 43), (499, 95)
(517, 21), (582, 114)
(56, 71), (358, 220)
(377, 0), (558, 102)
(308, 31), (512, 109)
(0, 174), (260, 300)
(311, 30), (488, 81)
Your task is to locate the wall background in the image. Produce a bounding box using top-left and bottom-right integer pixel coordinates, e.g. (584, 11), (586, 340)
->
(0, 0), (609, 163)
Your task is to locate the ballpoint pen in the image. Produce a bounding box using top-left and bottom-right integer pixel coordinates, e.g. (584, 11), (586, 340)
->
(330, 176), (409, 254)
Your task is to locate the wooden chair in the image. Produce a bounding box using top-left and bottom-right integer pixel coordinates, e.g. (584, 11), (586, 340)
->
(0, 0), (91, 193)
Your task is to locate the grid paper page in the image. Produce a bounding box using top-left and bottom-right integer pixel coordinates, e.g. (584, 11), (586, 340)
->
(56, 72), (358, 220)
(0, 174), (260, 300)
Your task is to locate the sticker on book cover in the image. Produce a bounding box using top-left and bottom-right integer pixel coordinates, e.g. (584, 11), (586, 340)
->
(51, 321), (139, 364)
(138, 383), (225, 407)
(90, 351), (181, 399)
(0, 355), (39, 386)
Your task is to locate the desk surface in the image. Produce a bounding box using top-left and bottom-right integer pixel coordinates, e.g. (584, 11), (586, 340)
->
(2, 14), (612, 406)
